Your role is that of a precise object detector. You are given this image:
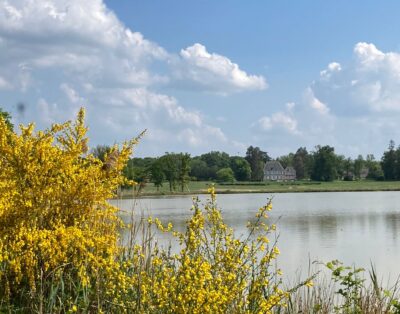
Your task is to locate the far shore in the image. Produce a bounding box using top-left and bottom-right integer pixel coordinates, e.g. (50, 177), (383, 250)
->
(115, 180), (400, 198)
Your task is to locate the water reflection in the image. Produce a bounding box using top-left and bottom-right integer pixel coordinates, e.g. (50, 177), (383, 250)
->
(110, 191), (400, 279)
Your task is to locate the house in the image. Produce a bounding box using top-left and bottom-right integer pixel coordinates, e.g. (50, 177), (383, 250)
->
(263, 160), (296, 181)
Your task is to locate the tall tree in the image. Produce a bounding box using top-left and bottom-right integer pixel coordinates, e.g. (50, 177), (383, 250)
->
(277, 153), (294, 168)
(365, 154), (384, 180)
(342, 157), (354, 180)
(394, 147), (400, 180)
(230, 156), (251, 181)
(311, 145), (337, 182)
(150, 158), (165, 191)
(190, 158), (209, 181)
(353, 155), (364, 180)
(200, 151), (230, 180)
(381, 140), (396, 180)
(335, 155), (347, 180)
(177, 153), (191, 192)
(245, 146), (270, 181)
(293, 147), (309, 179)
(160, 153), (179, 192)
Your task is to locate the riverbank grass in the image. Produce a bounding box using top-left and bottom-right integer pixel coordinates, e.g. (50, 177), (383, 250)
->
(120, 180), (400, 197)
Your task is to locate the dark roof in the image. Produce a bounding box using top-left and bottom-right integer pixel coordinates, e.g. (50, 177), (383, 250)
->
(284, 166), (296, 174)
(264, 160), (284, 172)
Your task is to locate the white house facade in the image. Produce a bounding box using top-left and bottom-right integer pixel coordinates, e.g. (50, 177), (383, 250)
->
(263, 161), (296, 181)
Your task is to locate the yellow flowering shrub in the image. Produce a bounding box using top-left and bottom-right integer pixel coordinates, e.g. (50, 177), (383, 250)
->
(0, 109), (137, 312)
(0, 110), (305, 313)
(132, 187), (289, 314)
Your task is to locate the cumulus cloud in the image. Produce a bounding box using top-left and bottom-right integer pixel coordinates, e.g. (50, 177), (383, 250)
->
(0, 0), (168, 90)
(294, 42), (400, 157)
(0, 76), (11, 89)
(304, 87), (330, 115)
(0, 0), (269, 155)
(257, 103), (299, 135)
(312, 42), (400, 113)
(320, 62), (341, 79)
(60, 83), (85, 104)
(175, 43), (267, 94)
(178, 125), (227, 148)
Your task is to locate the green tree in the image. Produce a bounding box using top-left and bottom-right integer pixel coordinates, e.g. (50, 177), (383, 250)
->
(311, 145), (337, 181)
(245, 146), (270, 181)
(395, 147), (400, 180)
(381, 140), (396, 180)
(150, 158), (165, 191)
(293, 147), (310, 179)
(277, 153), (294, 169)
(0, 108), (13, 130)
(91, 145), (111, 162)
(366, 154), (384, 180)
(335, 155), (347, 180)
(229, 156), (251, 181)
(353, 155), (364, 180)
(160, 153), (179, 191)
(342, 157), (354, 181)
(190, 158), (210, 181)
(123, 158), (151, 185)
(177, 153), (191, 192)
(200, 151), (230, 180)
(216, 167), (235, 183)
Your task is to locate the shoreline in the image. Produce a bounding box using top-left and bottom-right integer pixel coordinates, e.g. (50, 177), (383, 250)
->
(116, 186), (400, 198)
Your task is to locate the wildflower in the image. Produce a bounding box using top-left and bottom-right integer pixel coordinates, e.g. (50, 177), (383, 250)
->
(305, 280), (314, 287)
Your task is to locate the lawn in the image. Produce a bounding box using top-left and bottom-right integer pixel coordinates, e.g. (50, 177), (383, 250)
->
(119, 180), (400, 197)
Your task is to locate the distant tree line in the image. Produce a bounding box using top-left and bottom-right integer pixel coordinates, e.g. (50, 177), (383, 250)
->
(276, 146), (384, 182)
(88, 141), (397, 191)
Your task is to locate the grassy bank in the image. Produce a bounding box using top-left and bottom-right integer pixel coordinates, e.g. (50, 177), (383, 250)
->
(120, 180), (400, 197)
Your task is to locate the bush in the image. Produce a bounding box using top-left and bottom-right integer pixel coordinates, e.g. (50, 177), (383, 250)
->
(216, 167), (235, 183)
(0, 110), (307, 313)
(0, 109), (137, 312)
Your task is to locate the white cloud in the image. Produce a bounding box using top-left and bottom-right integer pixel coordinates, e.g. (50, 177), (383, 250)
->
(0, 0), (266, 155)
(257, 110), (299, 135)
(37, 98), (57, 124)
(175, 43), (267, 94)
(0, 0), (168, 92)
(291, 42), (400, 158)
(305, 87), (330, 115)
(285, 102), (295, 111)
(312, 42), (400, 113)
(320, 62), (341, 79)
(60, 83), (85, 104)
(354, 42), (385, 69)
(0, 76), (11, 89)
(178, 125), (227, 148)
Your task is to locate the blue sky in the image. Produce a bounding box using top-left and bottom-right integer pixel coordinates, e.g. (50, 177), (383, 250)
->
(1, 1), (400, 158)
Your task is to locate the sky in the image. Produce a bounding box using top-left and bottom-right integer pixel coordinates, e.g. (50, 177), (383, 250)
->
(1, 0), (400, 158)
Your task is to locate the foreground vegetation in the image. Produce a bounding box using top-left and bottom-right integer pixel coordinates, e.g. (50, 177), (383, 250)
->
(1, 111), (400, 313)
(120, 180), (400, 197)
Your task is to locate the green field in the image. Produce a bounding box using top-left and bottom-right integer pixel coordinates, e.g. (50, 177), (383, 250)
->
(119, 180), (400, 197)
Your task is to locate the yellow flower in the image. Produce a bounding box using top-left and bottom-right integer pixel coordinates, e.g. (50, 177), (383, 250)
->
(305, 280), (314, 288)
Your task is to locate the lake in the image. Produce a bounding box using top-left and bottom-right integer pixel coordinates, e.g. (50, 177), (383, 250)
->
(110, 191), (400, 281)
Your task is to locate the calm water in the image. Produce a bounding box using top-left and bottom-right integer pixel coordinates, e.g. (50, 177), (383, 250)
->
(110, 191), (400, 280)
